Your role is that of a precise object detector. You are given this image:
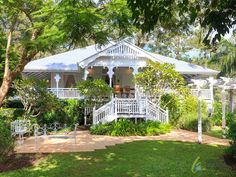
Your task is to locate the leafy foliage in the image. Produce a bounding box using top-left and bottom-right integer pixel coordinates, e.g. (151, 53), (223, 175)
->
(13, 78), (60, 118)
(211, 101), (235, 126)
(177, 95), (212, 132)
(110, 119), (136, 136)
(161, 94), (181, 125)
(90, 119), (171, 136)
(127, 0), (236, 44)
(135, 60), (186, 104)
(227, 120), (236, 159)
(0, 108), (24, 124)
(209, 39), (236, 77)
(77, 78), (112, 108)
(38, 99), (85, 126)
(0, 120), (15, 162)
(178, 112), (212, 132)
(0, 0), (134, 105)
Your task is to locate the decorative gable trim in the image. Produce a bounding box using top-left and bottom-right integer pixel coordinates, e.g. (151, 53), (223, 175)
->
(78, 40), (162, 68)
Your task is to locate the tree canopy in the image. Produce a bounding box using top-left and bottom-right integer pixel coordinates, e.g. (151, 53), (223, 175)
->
(0, 0), (133, 106)
(135, 60), (186, 104)
(127, 0), (236, 44)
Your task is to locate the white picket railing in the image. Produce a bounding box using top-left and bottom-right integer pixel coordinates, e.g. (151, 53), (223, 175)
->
(191, 89), (212, 100)
(93, 101), (114, 124)
(146, 100), (168, 123)
(48, 88), (82, 99)
(93, 97), (169, 124)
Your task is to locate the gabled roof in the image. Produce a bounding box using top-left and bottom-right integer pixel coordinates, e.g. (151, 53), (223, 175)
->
(23, 43), (113, 72)
(23, 40), (219, 75)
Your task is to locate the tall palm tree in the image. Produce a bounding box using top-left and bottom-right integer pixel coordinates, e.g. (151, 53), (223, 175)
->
(209, 38), (236, 76)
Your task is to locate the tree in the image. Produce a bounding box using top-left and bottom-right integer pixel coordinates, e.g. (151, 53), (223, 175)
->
(0, 0), (134, 107)
(209, 38), (236, 76)
(13, 78), (60, 118)
(77, 78), (112, 108)
(135, 60), (186, 104)
(127, 0), (236, 44)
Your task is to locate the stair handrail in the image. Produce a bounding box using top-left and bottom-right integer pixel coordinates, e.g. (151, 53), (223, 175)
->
(93, 99), (114, 124)
(146, 100), (169, 123)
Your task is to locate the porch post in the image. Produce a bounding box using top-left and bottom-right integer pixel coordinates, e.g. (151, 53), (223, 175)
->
(107, 66), (114, 87)
(197, 87), (202, 143)
(54, 74), (61, 98)
(207, 77), (215, 114)
(132, 67), (139, 98)
(208, 77), (215, 102)
(83, 67), (89, 80)
(222, 88), (226, 138)
(229, 89), (234, 113)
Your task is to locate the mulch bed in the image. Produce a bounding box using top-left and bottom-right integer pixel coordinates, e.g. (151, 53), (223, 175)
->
(0, 153), (47, 173)
(224, 154), (236, 171)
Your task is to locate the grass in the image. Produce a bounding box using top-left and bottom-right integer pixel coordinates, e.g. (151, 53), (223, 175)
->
(205, 126), (224, 139)
(1, 141), (235, 177)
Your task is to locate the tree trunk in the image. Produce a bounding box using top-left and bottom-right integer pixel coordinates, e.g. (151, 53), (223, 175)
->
(0, 73), (13, 107)
(0, 30), (13, 107)
(0, 29), (38, 107)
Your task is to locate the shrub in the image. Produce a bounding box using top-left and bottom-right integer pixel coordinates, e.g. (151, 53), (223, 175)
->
(211, 102), (235, 126)
(0, 120), (15, 162)
(178, 113), (212, 132)
(3, 99), (23, 108)
(0, 108), (24, 124)
(180, 95), (207, 115)
(90, 123), (112, 135)
(211, 102), (222, 126)
(161, 94), (181, 126)
(177, 95), (211, 132)
(146, 121), (171, 135)
(90, 119), (171, 136)
(110, 119), (136, 136)
(227, 120), (236, 159)
(134, 122), (147, 135)
(37, 99), (85, 126)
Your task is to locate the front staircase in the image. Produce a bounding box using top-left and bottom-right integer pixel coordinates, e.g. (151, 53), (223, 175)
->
(92, 97), (169, 124)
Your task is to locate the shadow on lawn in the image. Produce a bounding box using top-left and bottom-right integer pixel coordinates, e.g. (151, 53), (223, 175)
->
(0, 153), (46, 173)
(1, 141), (235, 177)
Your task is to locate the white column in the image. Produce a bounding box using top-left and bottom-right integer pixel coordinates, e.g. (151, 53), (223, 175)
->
(229, 89), (234, 113)
(208, 77), (215, 102)
(54, 74), (61, 98)
(222, 88), (226, 138)
(83, 67), (89, 80)
(107, 66), (114, 87)
(192, 79), (207, 144)
(132, 67), (139, 98)
(197, 87), (202, 144)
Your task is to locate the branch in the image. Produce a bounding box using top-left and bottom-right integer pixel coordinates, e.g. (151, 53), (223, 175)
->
(11, 30), (39, 78)
(4, 18), (17, 76)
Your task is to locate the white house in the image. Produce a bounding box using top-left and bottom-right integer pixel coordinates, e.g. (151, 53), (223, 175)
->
(23, 40), (219, 124)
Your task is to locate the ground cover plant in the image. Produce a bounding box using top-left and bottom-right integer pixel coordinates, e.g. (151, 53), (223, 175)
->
(0, 141), (235, 177)
(90, 119), (171, 136)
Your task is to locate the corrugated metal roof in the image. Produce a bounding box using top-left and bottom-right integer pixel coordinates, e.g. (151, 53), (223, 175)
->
(23, 40), (219, 75)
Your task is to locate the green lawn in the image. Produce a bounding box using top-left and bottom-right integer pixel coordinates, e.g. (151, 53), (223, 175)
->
(1, 141), (235, 177)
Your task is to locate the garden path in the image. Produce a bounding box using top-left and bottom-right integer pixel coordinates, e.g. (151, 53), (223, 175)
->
(15, 129), (229, 153)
